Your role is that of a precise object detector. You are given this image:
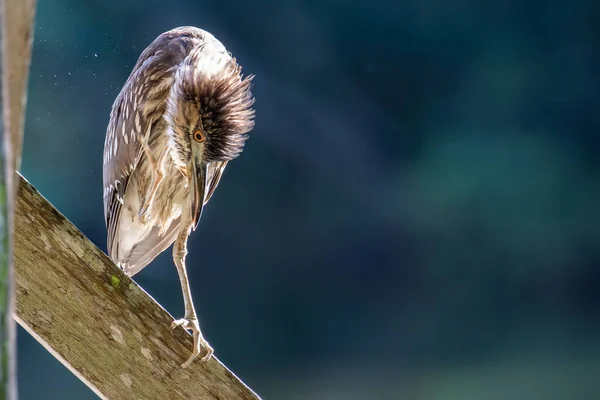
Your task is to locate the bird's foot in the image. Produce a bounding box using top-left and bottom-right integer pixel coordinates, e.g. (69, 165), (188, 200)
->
(170, 317), (214, 367)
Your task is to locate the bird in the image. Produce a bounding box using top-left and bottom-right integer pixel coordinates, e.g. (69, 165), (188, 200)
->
(102, 26), (255, 368)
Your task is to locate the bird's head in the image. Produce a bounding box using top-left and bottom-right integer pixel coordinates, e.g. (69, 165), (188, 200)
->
(164, 48), (255, 228)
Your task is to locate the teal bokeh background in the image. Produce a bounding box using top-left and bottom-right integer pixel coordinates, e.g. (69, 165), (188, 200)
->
(16, 1), (600, 399)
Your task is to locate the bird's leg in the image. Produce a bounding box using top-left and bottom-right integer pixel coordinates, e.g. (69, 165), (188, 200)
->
(139, 145), (168, 223)
(170, 224), (214, 367)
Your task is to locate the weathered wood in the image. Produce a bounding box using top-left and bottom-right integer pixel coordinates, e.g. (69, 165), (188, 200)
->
(1, 0), (35, 174)
(1, 0), (37, 398)
(14, 174), (261, 400)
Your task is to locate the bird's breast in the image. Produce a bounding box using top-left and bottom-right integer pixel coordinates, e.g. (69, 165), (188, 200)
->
(140, 159), (189, 229)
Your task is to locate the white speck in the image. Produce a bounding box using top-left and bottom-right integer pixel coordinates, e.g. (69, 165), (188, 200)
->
(94, 53), (98, 57)
(141, 347), (153, 361)
(109, 325), (125, 345)
(119, 373), (133, 389)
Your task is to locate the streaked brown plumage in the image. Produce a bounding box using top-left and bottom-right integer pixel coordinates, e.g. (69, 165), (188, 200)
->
(102, 26), (255, 367)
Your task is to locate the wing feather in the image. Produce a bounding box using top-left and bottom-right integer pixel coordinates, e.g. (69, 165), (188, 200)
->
(103, 28), (216, 258)
(103, 69), (161, 258)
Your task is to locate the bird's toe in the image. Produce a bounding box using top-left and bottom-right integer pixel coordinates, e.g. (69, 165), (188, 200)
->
(170, 317), (214, 367)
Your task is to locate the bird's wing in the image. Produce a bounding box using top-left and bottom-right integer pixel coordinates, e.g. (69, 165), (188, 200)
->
(103, 33), (197, 255)
(102, 73), (158, 256)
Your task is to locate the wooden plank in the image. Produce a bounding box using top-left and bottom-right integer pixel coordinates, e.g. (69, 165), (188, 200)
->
(0, 0), (37, 398)
(1, 0), (35, 174)
(14, 174), (261, 400)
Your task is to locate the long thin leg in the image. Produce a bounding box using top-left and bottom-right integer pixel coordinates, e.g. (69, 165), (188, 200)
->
(170, 223), (214, 367)
(139, 145), (168, 222)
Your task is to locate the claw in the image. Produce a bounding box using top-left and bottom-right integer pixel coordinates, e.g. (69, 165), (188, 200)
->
(171, 317), (214, 367)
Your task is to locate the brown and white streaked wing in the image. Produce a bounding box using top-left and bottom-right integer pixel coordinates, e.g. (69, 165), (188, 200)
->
(103, 28), (214, 258)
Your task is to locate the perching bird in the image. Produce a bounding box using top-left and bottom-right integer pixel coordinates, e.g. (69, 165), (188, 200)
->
(102, 26), (255, 367)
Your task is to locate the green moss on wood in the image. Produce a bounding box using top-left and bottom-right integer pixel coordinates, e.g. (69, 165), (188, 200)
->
(110, 274), (121, 289)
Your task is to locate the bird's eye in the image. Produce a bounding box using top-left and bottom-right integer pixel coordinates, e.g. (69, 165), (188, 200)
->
(192, 129), (205, 143)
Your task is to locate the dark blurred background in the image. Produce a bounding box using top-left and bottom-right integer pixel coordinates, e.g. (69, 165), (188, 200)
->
(16, 0), (600, 399)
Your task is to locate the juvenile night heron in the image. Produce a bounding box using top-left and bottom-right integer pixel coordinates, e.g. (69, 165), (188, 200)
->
(102, 26), (255, 367)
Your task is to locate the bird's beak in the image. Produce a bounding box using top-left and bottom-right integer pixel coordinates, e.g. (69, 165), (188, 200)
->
(189, 158), (207, 231)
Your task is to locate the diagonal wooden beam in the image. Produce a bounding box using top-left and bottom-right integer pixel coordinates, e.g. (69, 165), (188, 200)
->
(14, 173), (261, 400)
